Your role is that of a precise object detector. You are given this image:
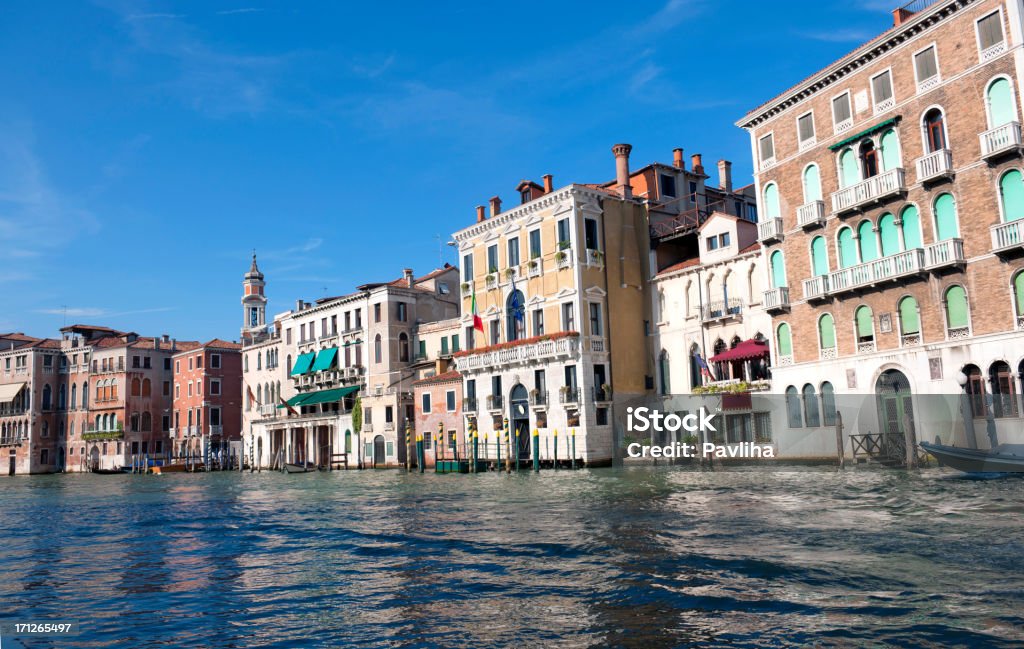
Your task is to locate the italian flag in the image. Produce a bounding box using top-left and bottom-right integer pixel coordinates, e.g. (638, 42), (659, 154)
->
(471, 292), (484, 346)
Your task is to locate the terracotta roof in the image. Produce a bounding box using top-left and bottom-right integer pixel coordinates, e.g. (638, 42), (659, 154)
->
(34, 339), (63, 349)
(738, 242), (760, 255)
(453, 331), (579, 358)
(412, 370), (462, 387)
(656, 258), (701, 277)
(202, 339), (242, 350)
(0, 333), (42, 343)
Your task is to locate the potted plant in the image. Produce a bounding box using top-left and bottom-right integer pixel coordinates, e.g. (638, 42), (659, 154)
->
(601, 383), (612, 399)
(555, 251), (567, 263)
(461, 282), (469, 292)
(504, 268), (515, 279)
(529, 259), (539, 270)
(590, 249), (604, 262)
(558, 240), (571, 251)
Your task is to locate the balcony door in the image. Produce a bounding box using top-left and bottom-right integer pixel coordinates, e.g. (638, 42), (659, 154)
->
(509, 384), (530, 460)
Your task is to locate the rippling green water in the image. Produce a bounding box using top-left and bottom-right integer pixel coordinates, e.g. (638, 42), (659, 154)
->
(1, 466), (1022, 648)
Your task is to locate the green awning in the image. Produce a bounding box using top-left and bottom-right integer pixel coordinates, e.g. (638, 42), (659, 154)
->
(828, 117), (899, 151)
(279, 393), (313, 408)
(290, 352), (316, 376)
(311, 347), (338, 372)
(299, 386), (359, 406)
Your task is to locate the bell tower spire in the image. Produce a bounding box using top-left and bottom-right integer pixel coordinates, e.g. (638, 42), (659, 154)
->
(241, 251), (267, 342)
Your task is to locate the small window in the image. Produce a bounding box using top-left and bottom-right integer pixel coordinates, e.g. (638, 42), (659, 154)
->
(397, 303), (408, 322)
(977, 11), (1005, 53)
(871, 70), (894, 111)
(720, 232), (730, 247)
(797, 112), (815, 145)
(210, 354), (221, 369)
(758, 133), (775, 164)
(832, 92), (852, 129)
(529, 229), (542, 259)
(589, 303), (603, 337)
(914, 45), (939, 88)
(421, 393), (431, 413)
(487, 244), (499, 273)
(707, 236), (719, 251)
(211, 379), (221, 396)
(584, 218), (600, 250)
(561, 303), (575, 331)
(557, 218), (571, 249)
(507, 237), (520, 267)
(660, 173), (676, 198)
(462, 253), (474, 282)
(533, 308), (544, 336)
(446, 390), (456, 412)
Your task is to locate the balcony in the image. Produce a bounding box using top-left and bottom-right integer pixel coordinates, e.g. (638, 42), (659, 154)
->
(980, 122), (1022, 160)
(924, 239), (965, 270)
(210, 425), (224, 436)
(556, 247), (573, 270)
(857, 341), (877, 355)
(259, 404), (277, 417)
(593, 386), (612, 403)
(485, 274), (499, 291)
(758, 217), (784, 243)
(762, 287), (790, 313)
(525, 258), (543, 278)
(530, 390), (548, 407)
(463, 397), (478, 412)
(991, 220), (1024, 256)
(585, 248), (605, 267)
(454, 333), (580, 373)
(701, 298), (743, 322)
(502, 267), (521, 284)
(559, 387), (580, 404)
(915, 149), (953, 183)
(797, 200), (826, 228)
(826, 249), (925, 296)
(461, 281), (473, 298)
(588, 337), (606, 352)
(831, 168), (905, 215)
(486, 394), (503, 411)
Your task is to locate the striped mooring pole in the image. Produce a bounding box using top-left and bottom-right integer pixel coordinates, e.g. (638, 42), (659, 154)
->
(532, 428), (540, 472)
(571, 428), (577, 470)
(553, 428), (559, 469)
(471, 421), (479, 473)
(416, 431), (424, 473)
(405, 421), (412, 472)
(504, 417), (511, 473)
(437, 422), (444, 465)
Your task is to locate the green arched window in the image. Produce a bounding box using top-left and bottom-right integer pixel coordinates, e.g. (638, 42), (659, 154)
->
(811, 236), (829, 277)
(345, 430), (352, 453)
(934, 193), (959, 240)
(839, 148), (859, 188)
(878, 212), (899, 256)
(898, 296), (920, 336)
(770, 250), (787, 288)
(1000, 170), (1024, 222)
(944, 285), (969, 330)
(901, 205), (923, 249)
(764, 183), (780, 219)
(1015, 271), (1024, 317)
(987, 77), (1016, 128)
(803, 164), (822, 202)
(838, 227), (857, 268)
(880, 129), (900, 171)
(818, 313), (836, 350)
(858, 220), (878, 262)
(776, 322), (792, 357)
(855, 305), (874, 342)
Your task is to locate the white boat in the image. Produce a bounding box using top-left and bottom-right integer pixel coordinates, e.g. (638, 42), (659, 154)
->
(920, 441), (1024, 474)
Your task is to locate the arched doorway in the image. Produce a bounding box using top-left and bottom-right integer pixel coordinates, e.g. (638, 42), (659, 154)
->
(89, 445), (100, 472)
(875, 369), (915, 463)
(373, 435), (385, 467)
(509, 383), (530, 460)
(257, 437), (264, 467)
(58, 446), (65, 472)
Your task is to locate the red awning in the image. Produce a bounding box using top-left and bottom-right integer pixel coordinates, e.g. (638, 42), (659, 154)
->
(709, 339), (769, 363)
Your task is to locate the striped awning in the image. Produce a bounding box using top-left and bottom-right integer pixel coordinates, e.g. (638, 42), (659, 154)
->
(0, 382), (25, 403)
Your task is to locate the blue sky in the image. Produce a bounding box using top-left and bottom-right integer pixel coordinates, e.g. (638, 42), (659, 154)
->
(0, 0), (896, 341)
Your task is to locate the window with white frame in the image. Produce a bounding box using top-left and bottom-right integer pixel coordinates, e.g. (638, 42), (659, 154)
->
(797, 112), (815, 148)
(210, 379), (221, 396)
(446, 390), (456, 412)
(589, 302), (603, 337)
(871, 70), (894, 113)
(832, 92), (852, 132)
(421, 392), (431, 413)
(561, 302), (575, 331)
(977, 10), (1006, 59)
(210, 353), (221, 369)
(914, 45), (939, 91)
(758, 133), (775, 167)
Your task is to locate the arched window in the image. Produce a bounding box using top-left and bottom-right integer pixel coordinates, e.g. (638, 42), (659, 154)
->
(879, 129), (900, 171)
(58, 384), (66, 410)
(963, 364), (985, 418)
(878, 213), (899, 256)
(1013, 270), (1024, 322)
(933, 193), (959, 240)
(785, 386), (803, 428)
(111, 380), (117, 400)
(898, 296), (921, 345)
(802, 164), (822, 203)
(505, 290), (525, 342)
(776, 323), (792, 361)
(818, 314), (836, 355)
(901, 205), (923, 249)
(802, 384), (820, 427)
(821, 381), (837, 426)
(837, 227), (857, 269)
(141, 412), (152, 431)
(374, 335), (383, 363)
(944, 285), (969, 337)
(987, 77), (1016, 128)
(763, 183), (780, 220)
(257, 353), (262, 370)
(923, 108), (946, 152)
(769, 250), (787, 288)
(70, 383), (77, 410)
(42, 384), (52, 410)
(989, 361), (1018, 418)
(131, 377), (141, 397)
(857, 220), (878, 262)
(839, 148), (858, 187)
(244, 355), (249, 372)
(859, 140), (879, 178)
(811, 236), (829, 277)
(689, 344), (704, 389)
(82, 381), (88, 407)
(286, 355), (292, 374)
(256, 384), (262, 404)
(345, 430), (352, 453)
(398, 333), (410, 363)
(658, 350), (671, 395)
(276, 381), (281, 402)
(131, 413), (140, 432)
(712, 339), (727, 381)
(999, 169), (1024, 222)
(142, 378), (151, 397)
(855, 305), (874, 347)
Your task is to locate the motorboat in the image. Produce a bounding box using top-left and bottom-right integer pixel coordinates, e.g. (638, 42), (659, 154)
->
(920, 441), (1024, 474)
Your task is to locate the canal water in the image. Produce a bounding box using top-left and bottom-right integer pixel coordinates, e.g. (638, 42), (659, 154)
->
(1, 466), (1022, 648)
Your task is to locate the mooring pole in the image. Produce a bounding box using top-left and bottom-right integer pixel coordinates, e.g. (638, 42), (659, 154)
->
(571, 428), (576, 470)
(533, 429), (540, 472)
(405, 421), (412, 472)
(496, 428), (501, 470)
(515, 425), (521, 473)
(835, 411), (845, 470)
(416, 431), (424, 473)
(437, 422), (444, 469)
(504, 417), (511, 473)
(902, 412), (916, 469)
(471, 421), (479, 473)
(553, 428), (559, 469)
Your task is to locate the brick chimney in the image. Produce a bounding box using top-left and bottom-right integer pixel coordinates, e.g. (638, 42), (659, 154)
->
(489, 196), (502, 217)
(691, 153), (704, 175)
(673, 148), (684, 169)
(612, 143), (633, 198)
(403, 268), (414, 288)
(718, 160), (732, 193)
(542, 174), (553, 193)
(476, 205), (486, 223)
(892, 7), (914, 26)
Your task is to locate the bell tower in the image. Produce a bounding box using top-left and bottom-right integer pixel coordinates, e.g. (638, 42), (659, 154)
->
(241, 252), (267, 342)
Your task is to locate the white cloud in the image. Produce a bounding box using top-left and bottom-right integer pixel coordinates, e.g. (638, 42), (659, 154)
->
(794, 27), (875, 43)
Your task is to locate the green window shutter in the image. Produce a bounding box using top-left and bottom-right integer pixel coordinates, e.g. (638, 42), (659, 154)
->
(777, 323), (792, 356)
(452, 334), (460, 352)
(764, 183), (780, 219)
(988, 78), (1015, 128)
(441, 337), (449, 355)
(880, 129), (900, 171)
(840, 149), (859, 188)
(856, 306), (873, 339)
(901, 205), (922, 249)
(811, 236), (829, 276)
(770, 251), (787, 288)
(858, 220), (878, 262)
(878, 213), (899, 256)
(803, 165), (822, 202)
(1000, 170), (1024, 222)
(818, 314), (836, 349)
(838, 227), (857, 269)
(945, 286), (969, 329)
(934, 194), (959, 240)
(1015, 273), (1024, 316)
(899, 297), (920, 335)
(418, 340), (426, 358)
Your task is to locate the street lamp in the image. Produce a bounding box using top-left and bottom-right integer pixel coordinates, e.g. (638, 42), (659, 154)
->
(955, 370), (977, 449)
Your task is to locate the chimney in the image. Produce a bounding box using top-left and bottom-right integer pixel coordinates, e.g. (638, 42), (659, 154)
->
(718, 160), (733, 193)
(295, 299), (304, 312)
(162, 334), (170, 344)
(892, 7), (914, 26)
(489, 196), (502, 218)
(691, 153), (704, 175)
(542, 174), (553, 194)
(673, 148), (684, 169)
(403, 268), (414, 288)
(612, 143), (633, 198)
(171, 338), (177, 352)
(154, 337), (159, 350)
(476, 205), (486, 223)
